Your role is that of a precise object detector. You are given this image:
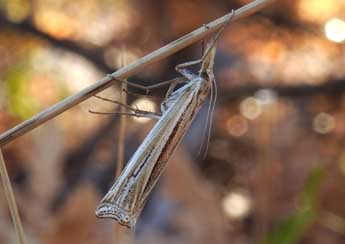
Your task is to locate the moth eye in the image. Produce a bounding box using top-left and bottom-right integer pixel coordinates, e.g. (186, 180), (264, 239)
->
(123, 215), (130, 222)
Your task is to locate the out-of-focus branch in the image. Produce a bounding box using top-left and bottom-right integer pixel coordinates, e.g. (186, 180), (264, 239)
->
(0, 0), (275, 147)
(2, 11), (342, 102)
(0, 14), (112, 73)
(219, 79), (345, 103)
(2, 13), (343, 104)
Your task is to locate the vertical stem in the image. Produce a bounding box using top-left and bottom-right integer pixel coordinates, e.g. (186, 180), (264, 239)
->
(113, 48), (132, 244)
(0, 149), (26, 244)
(116, 49), (128, 178)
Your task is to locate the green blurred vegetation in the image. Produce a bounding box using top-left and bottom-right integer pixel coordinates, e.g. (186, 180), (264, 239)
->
(4, 63), (40, 119)
(1, 0), (31, 22)
(263, 166), (325, 244)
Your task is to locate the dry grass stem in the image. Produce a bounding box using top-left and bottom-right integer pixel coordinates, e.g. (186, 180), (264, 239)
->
(0, 1), (275, 243)
(116, 49), (128, 178)
(0, 0), (275, 147)
(113, 50), (130, 244)
(0, 149), (26, 244)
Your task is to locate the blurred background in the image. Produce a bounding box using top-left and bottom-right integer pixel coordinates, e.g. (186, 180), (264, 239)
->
(0, 0), (345, 243)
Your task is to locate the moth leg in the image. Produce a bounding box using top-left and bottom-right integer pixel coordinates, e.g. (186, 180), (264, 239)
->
(160, 77), (189, 99)
(175, 42), (218, 79)
(176, 9), (235, 77)
(93, 95), (133, 110)
(175, 29), (216, 78)
(122, 77), (188, 100)
(91, 95), (161, 119)
(108, 74), (187, 94)
(106, 75), (150, 94)
(89, 110), (161, 120)
(175, 59), (203, 79)
(122, 89), (162, 102)
(145, 77), (188, 90)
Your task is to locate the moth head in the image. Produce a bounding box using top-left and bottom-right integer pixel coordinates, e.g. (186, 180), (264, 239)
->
(121, 214), (131, 225)
(95, 203), (136, 228)
(115, 212), (136, 228)
(200, 43), (216, 74)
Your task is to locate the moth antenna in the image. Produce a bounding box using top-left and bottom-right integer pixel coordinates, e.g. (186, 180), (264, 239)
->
(201, 73), (218, 159)
(197, 75), (214, 158)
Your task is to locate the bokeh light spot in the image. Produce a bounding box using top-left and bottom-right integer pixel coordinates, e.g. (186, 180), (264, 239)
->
(34, 10), (77, 39)
(298, 0), (340, 23)
(325, 18), (345, 43)
(222, 190), (252, 219)
(226, 115), (248, 137)
(131, 98), (156, 123)
(313, 112), (335, 134)
(254, 89), (278, 105)
(240, 97), (262, 120)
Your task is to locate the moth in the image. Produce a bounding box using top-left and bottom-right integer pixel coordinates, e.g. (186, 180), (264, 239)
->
(95, 11), (234, 228)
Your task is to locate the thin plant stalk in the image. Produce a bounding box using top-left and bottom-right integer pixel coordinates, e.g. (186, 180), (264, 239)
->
(0, 149), (26, 244)
(116, 88), (127, 179)
(0, 1), (275, 242)
(114, 49), (131, 244)
(116, 48), (128, 179)
(0, 0), (276, 147)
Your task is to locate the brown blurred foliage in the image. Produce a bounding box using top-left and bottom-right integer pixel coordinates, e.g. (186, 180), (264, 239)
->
(1, 0), (345, 243)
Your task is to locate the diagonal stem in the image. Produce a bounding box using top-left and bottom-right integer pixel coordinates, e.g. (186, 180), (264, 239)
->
(0, 0), (275, 147)
(0, 149), (26, 244)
